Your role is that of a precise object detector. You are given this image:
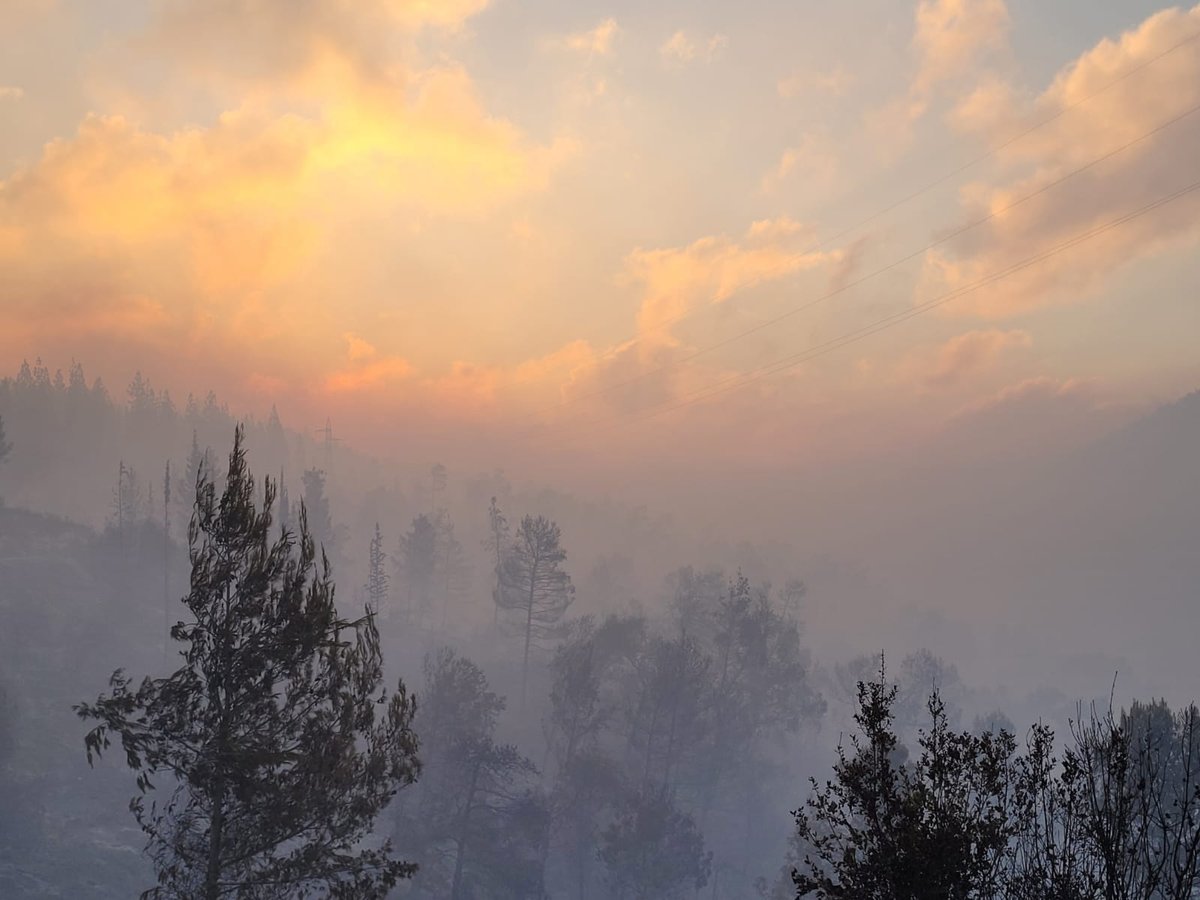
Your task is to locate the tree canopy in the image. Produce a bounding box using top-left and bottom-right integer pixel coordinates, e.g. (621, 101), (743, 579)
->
(76, 427), (420, 899)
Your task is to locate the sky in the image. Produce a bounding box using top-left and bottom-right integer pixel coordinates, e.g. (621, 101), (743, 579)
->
(2, 0), (1199, 483)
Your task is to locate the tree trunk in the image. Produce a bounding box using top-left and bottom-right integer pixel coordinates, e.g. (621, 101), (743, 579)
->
(451, 759), (482, 900)
(521, 555), (539, 708)
(205, 779), (226, 900)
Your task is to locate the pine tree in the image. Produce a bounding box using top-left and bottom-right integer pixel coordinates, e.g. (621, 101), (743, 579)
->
(485, 497), (509, 625)
(433, 512), (467, 631)
(399, 648), (544, 899)
(301, 467), (337, 562)
(396, 514), (437, 627)
(599, 787), (712, 900)
(495, 515), (575, 705)
(76, 427), (421, 900)
(111, 460), (142, 538)
(0, 414), (10, 466)
(367, 523), (389, 616)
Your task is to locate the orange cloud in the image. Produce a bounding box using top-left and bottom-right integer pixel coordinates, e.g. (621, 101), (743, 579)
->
(625, 218), (838, 346)
(908, 328), (1031, 388)
(561, 18), (619, 56)
(921, 3), (1200, 317)
(659, 31), (728, 65)
(867, 0), (1011, 153)
(325, 356), (415, 393)
(0, 0), (576, 411)
(761, 133), (840, 194)
(913, 0), (1010, 97)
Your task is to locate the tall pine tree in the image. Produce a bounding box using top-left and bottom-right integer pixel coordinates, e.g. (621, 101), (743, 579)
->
(495, 515), (574, 705)
(76, 427), (421, 900)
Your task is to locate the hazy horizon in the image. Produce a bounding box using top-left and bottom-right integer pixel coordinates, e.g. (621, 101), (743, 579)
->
(2, 2), (1198, 898)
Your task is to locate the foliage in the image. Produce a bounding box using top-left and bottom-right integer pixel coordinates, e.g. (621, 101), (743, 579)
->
(398, 647), (546, 899)
(300, 467), (336, 561)
(598, 787), (712, 900)
(495, 514), (575, 703)
(793, 663), (1016, 900)
(366, 522), (389, 614)
(396, 514), (438, 626)
(75, 428), (420, 899)
(791, 666), (1200, 900)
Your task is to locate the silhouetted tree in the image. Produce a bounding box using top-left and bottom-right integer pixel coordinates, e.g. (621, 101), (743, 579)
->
(433, 511), (468, 630)
(792, 664), (1015, 900)
(366, 522), (389, 615)
(496, 515), (575, 704)
(0, 414), (10, 466)
(76, 428), (420, 899)
(111, 460), (142, 540)
(599, 787), (712, 900)
(486, 497), (510, 625)
(399, 648), (544, 899)
(301, 467), (336, 562)
(397, 514), (438, 627)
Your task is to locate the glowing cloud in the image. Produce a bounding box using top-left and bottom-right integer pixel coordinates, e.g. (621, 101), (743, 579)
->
(922, 3), (1200, 317)
(909, 329), (1032, 388)
(625, 218), (838, 345)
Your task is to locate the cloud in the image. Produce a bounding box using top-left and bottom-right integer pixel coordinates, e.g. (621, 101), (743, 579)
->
(761, 133), (840, 193)
(0, 0), (578, 417)
(149, 0), (491, 78)
(913, 0), (1010, 98)
(910, 328), (1031, 388)
(947, 74), (1021, 135)
(0, 86), (23, 101)
(938, 376), (1116, 461)
(325, 334), (415, 393)
(561, 18), (618, 56)
(866, 0), (1011, 152)
(624, 217), (838, 344)
(659, 31), (728, 65)
(920, 3), (1200, 317)
(777, 67), (852, 100)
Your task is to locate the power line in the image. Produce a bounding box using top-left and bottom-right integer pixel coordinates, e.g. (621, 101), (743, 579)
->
(525, 94), (1200, 437)
(521, 27), (1200, 421)
(536, 176), (1200, 446)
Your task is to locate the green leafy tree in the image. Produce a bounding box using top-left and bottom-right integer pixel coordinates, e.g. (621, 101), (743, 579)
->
(76, 428), (420, 900)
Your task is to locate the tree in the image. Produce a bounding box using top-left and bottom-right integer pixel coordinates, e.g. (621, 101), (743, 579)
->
(599, 787), (712, 900)
(111, 460), (143, 538)
(366, 522), (389, 616)
(75, 427), (421, 900)
(396, 514), (438, 627)
(0, 414), (10, 465)
(398, 648), (544, 899)
(433, 511), (468, 631)
(486, 497), (509, 625)
(792, 664), (1015, 900)
(495, 514), (575, 704)
(301, 467), (337, 562)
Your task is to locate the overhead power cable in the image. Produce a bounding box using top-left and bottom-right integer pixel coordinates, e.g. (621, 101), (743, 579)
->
(536, 175), (1200, 446)
(518, 27), (1200, 423)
